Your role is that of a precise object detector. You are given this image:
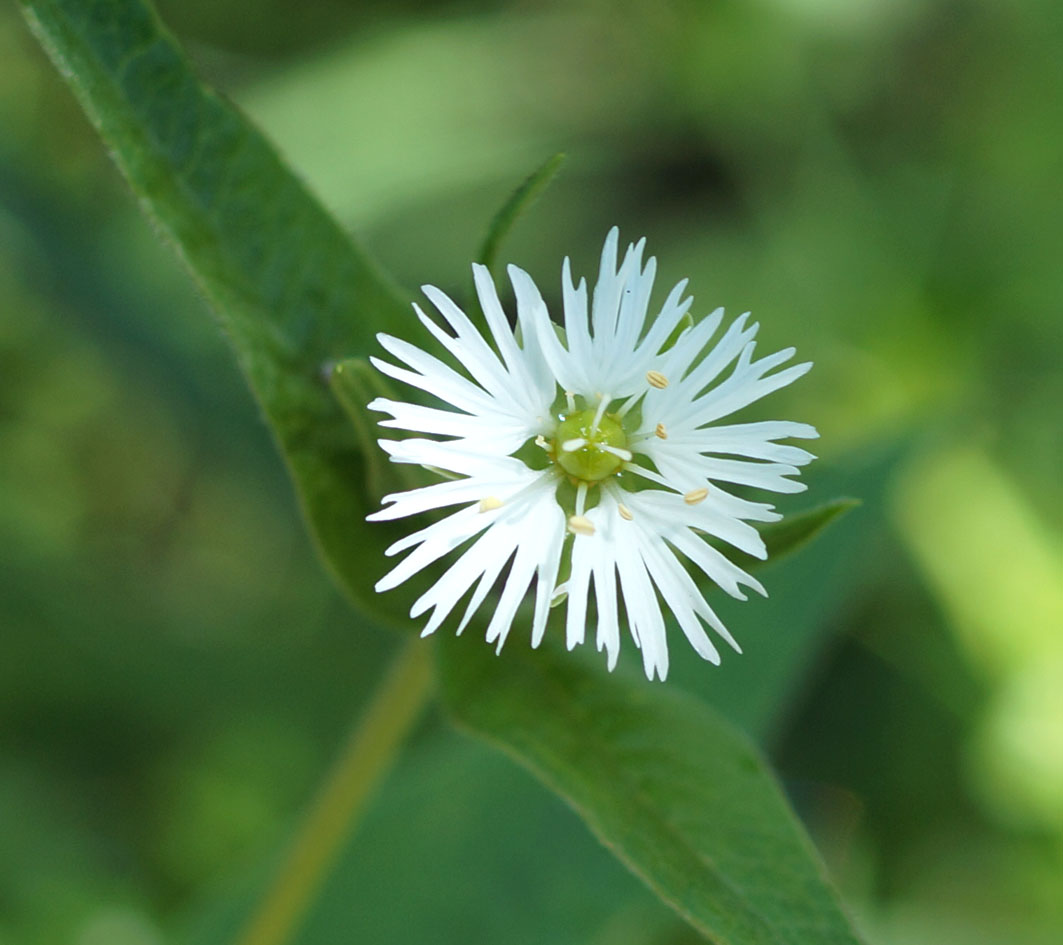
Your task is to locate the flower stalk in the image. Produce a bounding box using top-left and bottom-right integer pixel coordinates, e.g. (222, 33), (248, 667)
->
(235, 638), (434, 945)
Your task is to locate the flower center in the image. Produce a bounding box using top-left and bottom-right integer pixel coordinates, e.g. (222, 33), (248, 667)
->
(553, 407), (630, 482)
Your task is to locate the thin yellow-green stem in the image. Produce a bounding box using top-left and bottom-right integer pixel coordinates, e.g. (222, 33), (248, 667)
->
(235, 638), (434, 945)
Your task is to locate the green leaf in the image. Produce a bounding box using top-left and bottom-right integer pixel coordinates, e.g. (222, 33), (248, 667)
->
(477, 152), (567, 276)
(437, 632), (865, 945)
(20, 0), (414, 624)
(751, 498), (861, 571)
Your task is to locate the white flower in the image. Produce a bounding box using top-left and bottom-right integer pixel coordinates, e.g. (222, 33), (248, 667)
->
(367, 229), (817, 680)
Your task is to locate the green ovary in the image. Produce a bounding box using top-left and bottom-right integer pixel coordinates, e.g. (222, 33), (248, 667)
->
(553, 408), (629, 482)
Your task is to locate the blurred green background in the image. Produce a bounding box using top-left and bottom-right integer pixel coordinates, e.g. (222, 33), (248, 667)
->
(2, 0), (1061, 943)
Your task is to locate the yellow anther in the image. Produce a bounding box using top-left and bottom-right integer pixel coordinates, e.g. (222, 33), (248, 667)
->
(567, 514), (596, 536)
(683, 488), (709, 506)
(618, 503), (633, 521)
(655, 422), (668, 439)
(646, 370), (669, 389)
(479, 496), (504, 513)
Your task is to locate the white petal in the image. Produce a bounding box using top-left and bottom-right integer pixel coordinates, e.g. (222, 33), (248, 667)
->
(613, 522), (669, 681)
(662, 452), (808, 494)
(610, 239), (651, 357)
(687, 359), (812, 427)
(591, 226), (623, 340)
(668, 528), (766, 601)
(472, 267), (552, 414)
(375, 438), (526, 476)
(591, 544), (621, 670)
(414, 300), (515, 405)
(635, 283), (696, 359)
(530, 504), (568, 648)
(565, 531), (593, 651)
(455, 524), (519, 634)
(370, 477), (498, 525)
(662, 420), (819, 465)
(411, 526), (508, 636)
(484, 535), (540, 650)
(506, 265), (564, 400)
(560, 257), (594, 382)
(569, 497), (623, 670)
(371, 337), (496, 416)
(637, 535), (721, 665)
(658, 313), (757, 412)
(375, 504), (490, 593)
(370, 398), (525, 444)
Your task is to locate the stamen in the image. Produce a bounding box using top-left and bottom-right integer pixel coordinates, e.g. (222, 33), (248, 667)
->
(602, 445), (633, 461)
(655, 423), (668, 439)
(567, 514), (595, 536)
(534, 434), (550, 451)
(575, 481), (588, 516)
(646, 370), (669, 389)
(479, 496), (504, 513)
(618, 503), (633, 521)
(624, 463), (670, 488)
(565, 390), (576, 413)
(590, 393), (611, 434)
(616, 394), (640, 417)
(683, 488), (709, 506)
(561, 437), (587, 452)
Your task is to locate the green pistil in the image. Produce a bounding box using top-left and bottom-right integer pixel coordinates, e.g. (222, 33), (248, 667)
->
(553, 408), (629, 482)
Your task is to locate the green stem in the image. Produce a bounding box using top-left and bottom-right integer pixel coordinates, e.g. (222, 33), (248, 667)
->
(235, 638), (434, 945)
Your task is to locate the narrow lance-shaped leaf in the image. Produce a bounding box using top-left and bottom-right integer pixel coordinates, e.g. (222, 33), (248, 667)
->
(465, 152), (567, 333)
(20, 0), (416, 623)
(437, 630), (866, 945)
(750, 497), (860, 570)
(477, 152), (567, 277)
